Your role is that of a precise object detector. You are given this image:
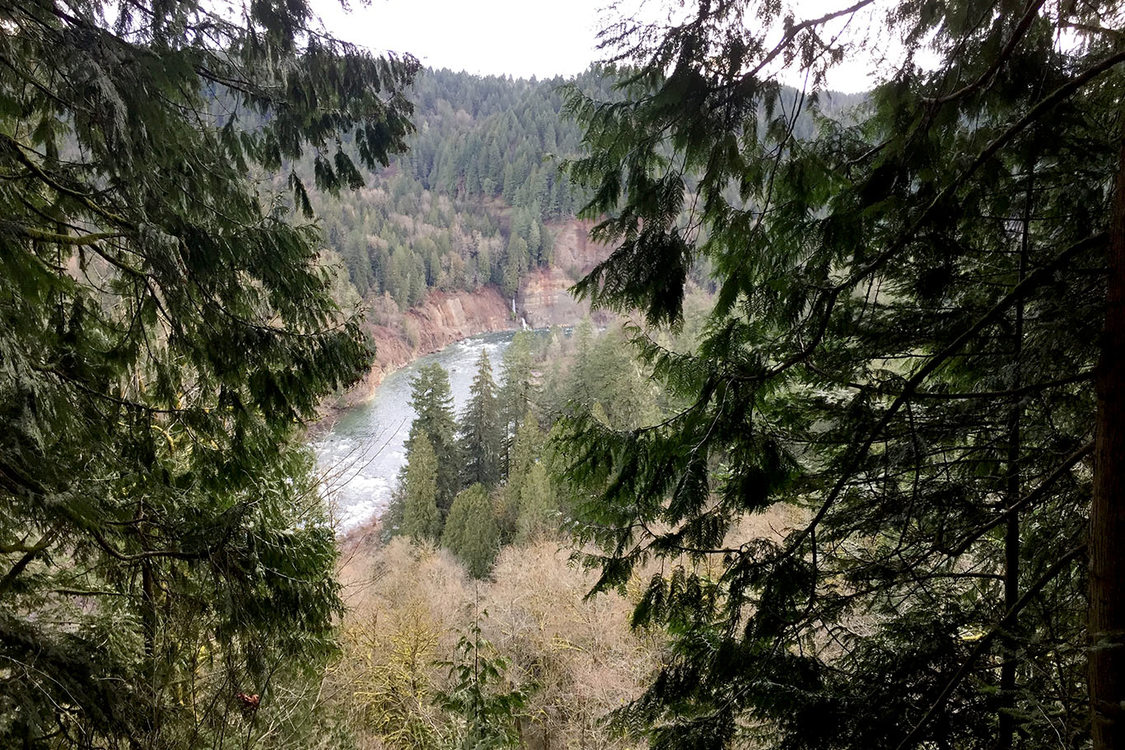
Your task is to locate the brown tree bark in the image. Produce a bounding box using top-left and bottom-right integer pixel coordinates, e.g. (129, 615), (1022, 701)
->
(1090, 126), (1125, 750)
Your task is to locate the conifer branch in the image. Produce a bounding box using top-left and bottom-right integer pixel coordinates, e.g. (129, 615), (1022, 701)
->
(746, 0), (879, 80)
(894, 543), (1086, 750)
(788, 231), (1104, 557)
(923, 0), (1048, 106)
(3, 224), (122, 246)
(950, 440), (1094, 555)
(0, 530), (58, 597)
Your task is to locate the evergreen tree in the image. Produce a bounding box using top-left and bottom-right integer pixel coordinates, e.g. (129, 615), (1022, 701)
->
(439, 616), (528, 750)
(498, 331), (536, 463)
(497, 412), (543, 541)
(563, 2), (1123, 748)
(515, 463), (556, 544)
(589, 327), (658, 430)
(537, 330), (571, 421)
(402, 434), (442, 542)
(442, 485), (501, 579)
(0, 0), (415, 744)
(407, 363), (460, 510)
(501, 236), (529, 298)
(459, 350), (504, 489)
(566, 318), (597, 410)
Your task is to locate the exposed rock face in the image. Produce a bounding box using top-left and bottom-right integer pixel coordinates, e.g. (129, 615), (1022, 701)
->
(518, 218), (614, 328)
(518, 266), (585, 328)
(354, 287), (512, 404)
(406, 289), (511, 350)
(323, 218), (612, 417)
(548, 217), (613, 276)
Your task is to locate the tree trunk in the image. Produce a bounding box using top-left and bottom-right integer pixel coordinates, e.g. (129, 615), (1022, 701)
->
(1090, 127), (1125, 750)
(999, 167), (1032, 750)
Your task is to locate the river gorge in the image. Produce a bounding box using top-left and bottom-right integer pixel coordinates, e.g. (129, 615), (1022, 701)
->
(312, 331), (519, 530)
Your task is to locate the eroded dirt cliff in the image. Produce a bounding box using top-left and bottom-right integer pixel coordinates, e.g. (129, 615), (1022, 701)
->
(518, 218), (614, 327)
(320, 219), (612, 419)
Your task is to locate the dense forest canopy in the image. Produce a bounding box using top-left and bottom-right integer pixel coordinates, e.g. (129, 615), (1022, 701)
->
(5, 0), (1125, 748)
(561, 1), (1125, 749)
(306, 66), (864, 311)
(0, 0), (414, 745)
(309, 68), (612, 307)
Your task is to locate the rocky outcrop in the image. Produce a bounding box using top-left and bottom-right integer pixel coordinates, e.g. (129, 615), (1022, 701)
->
(547, 217), (613, 276)
(319, 218), (613, 422)
(354, 287), (513, 404)
(405, 288), (512, 351)
(518, 218), (614, 328)
(518, 266), (590, 328)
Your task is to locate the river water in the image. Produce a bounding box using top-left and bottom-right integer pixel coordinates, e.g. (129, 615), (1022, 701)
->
(312, 331), (517, 530)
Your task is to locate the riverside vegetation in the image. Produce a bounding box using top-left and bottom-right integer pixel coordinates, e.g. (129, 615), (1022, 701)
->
(3, 0), (1125, 749)
(329, 322), (701, 750)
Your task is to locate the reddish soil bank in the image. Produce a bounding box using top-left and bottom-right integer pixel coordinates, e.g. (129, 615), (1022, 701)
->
(313, 219), (613, 429)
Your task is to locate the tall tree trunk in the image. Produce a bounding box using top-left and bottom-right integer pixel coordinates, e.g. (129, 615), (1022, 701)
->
(999, 167), (1032, 750)
(1090, 126), (1125, 750)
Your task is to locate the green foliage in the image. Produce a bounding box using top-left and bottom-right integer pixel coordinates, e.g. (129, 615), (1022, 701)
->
(515, 463), (556, 545)
(0, 0), (415, 745)
(442, 485), (501, 579)
(403, 434), (442, 542)
(312, 68), (618, 309)
(588, 328), (660, 430)
(497, 413), (539, 540)
(438, 616), (529, 750)
(407, 363), (460, 510)
(499, 331), (536, 432)
(562, 3), (1119, 749)
(459, 350), (504, 489)
(498, 330), (536, 478)
(540, 321), (661, 430)
(498, 413), (556, 543)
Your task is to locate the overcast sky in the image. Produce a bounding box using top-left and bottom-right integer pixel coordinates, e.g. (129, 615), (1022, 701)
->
(308, 0), (894, 93)
(310, 0), (608, 79)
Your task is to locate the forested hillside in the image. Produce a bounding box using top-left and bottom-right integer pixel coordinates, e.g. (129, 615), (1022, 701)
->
(10, 0), (1123, 748)
(308, 68), (863, 316)
(310, 69), (616, 309)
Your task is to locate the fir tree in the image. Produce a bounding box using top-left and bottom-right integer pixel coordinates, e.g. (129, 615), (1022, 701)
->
(459, 350), (504, 489)
(499, 331), (536, 441)
(407, 363), (460, 509)
(563, 2), (1124, 748)
(515, 463), (555, 544)
(0, 0), (415, 744)
(501, 237), (529, 298)
(442, 485), (501, 579)
(402, 434), (442, 542)
(497, 411), (544, 541)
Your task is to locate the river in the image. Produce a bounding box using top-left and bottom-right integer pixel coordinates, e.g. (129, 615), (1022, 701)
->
(312, 331), (518, 530)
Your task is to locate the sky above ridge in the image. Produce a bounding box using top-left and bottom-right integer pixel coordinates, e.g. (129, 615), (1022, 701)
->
(310, 0), (607, 80)
(309, 0), (896, 93)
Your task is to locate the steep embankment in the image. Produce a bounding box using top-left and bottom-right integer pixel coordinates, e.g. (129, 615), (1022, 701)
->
(357, 286), (513, 401)
(328, 219), (613, 414)
(518, 218), (613, 328)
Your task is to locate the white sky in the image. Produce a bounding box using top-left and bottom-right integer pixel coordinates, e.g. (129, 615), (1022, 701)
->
(308, 0), (902, 93)
(310, 0), (609, 80)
